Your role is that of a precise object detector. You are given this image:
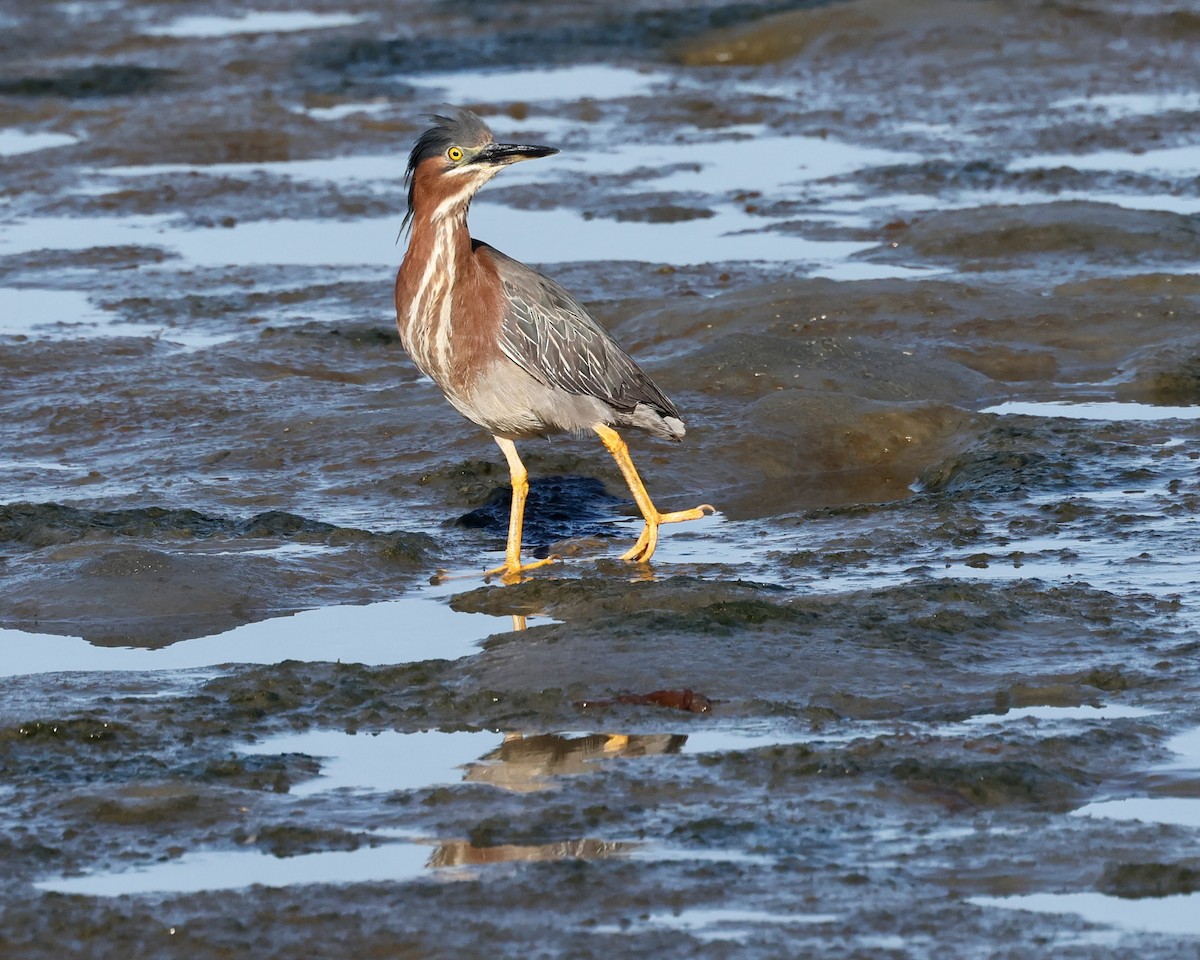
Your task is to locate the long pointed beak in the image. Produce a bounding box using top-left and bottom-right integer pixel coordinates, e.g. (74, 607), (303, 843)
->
(473, 142), (559, 166)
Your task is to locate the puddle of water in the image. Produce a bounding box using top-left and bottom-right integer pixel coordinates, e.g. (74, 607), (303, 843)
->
(1077, 192), (1200, 216)
(0, 130), (78, 157)
(411, 65), (676, 105)
(96, 155), (405, 186)
(983, 400), (1200, 421)
(1009, 144), (1200, 176)
(1161, 726), (1200, 771)
(859, 935), (914, 950)
(0, 286), (230, 346)
(0, 595), (505, 678)
(302, 102), (392, 122)
(241, 730), (507, 796)
(0, 458), (76, 472)
(894, 120), (971, 139)
(35, 836), (435, 897)
(814, 183), (1200, 221)
(1073, 797), (1200, 829)
(970, 892), (1200, 938)
(1051, 92), (1200, 119)
(142, 12), (365, 38)
(962, 704), (1158, 727)
(1071, 722), (1200, 829)
(594, 908), (839, 942)
(579, 130), (925, 197)
(0, 288), (106, 333)
(0, 213), (168, 254)
(0, 213), (399, 269)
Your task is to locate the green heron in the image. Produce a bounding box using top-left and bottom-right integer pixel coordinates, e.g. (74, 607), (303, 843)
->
(395, 109), (713, 579)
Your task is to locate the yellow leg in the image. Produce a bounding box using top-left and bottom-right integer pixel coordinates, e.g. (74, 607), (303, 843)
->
(483, 437), (559, 581)
(593, 424), (714, 564)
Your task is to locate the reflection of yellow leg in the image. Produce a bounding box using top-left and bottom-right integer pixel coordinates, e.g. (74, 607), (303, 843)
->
(602, 734), (630, 753)
(483, 437), (559, 581)
(593, 424), (715, 564)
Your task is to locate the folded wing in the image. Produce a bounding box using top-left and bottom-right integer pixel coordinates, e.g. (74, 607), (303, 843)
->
(480, 243), (681, 421)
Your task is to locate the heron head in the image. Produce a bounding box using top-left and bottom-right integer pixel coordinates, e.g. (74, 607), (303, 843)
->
(403, 108), (557, 229)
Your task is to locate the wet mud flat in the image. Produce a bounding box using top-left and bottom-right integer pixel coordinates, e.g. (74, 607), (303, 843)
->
(3, 0), (1200, 956)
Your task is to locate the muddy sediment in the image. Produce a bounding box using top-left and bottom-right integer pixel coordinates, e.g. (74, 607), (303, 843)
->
(3, 0), (1200, 956)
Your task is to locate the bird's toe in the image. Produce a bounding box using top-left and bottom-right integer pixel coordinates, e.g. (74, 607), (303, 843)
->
(483, 554), (561, 583)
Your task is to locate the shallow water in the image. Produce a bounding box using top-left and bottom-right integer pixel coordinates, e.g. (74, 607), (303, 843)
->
(411, 64), (678, 106)
(0, 593), (509, 678)
(1009, 144), (1200, 176)
(3, 0), (1200, 957)
(142, 11), (367, 38)
(984, 400), (1200, 421)
(970, 892), (1200, 939)
(242, 729), (509, 795)
(36, 835), (438, 897)
(0, 129), (79, 157)
(1050, 91), (1200, 119)
(1075, 797), (1200, 830)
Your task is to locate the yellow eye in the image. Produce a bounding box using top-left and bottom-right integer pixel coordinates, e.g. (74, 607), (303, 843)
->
(447, 146), (464, 162)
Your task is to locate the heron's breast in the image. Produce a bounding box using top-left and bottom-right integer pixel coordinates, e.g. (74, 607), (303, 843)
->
(445, 253), (508, 394)
(395, 234), (506, 399)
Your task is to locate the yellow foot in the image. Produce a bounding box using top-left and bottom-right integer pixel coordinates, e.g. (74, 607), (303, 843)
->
(482, 554), (560, 583)
(621, 504), (716, 563)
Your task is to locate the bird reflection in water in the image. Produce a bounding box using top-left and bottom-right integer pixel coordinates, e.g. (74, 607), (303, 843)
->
(419, 600), (696, 869)
(423, 731), (686, 870)
(463, 731), (687, 793)
(428, 837), (631, 869)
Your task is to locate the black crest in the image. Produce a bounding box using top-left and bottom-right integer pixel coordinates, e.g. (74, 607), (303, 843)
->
(402, 108), (494, 232)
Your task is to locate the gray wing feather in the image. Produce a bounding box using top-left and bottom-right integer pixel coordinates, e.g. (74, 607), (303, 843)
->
(483, 245), (680, 418)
